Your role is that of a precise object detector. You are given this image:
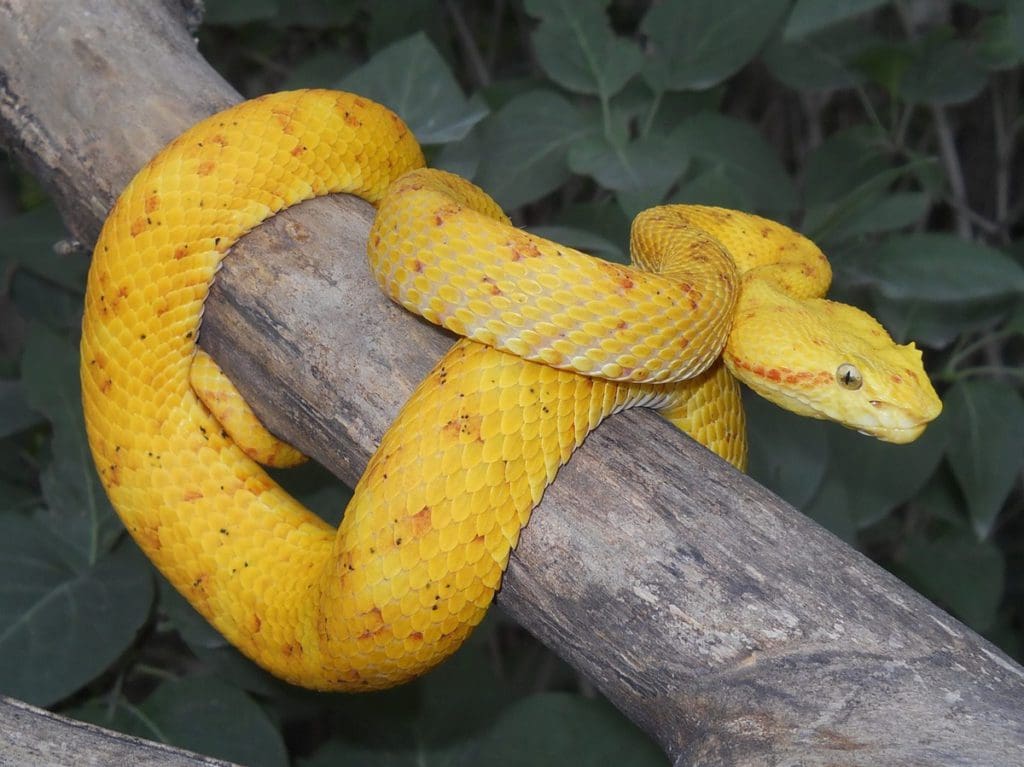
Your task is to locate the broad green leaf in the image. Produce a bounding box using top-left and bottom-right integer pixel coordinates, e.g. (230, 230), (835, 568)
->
(0, 517), (152, 706)
(0, 204), (82, 292)
(271, 0), (359, 27)
(977, 0), (1024, 69)
(824, 412), (948, 528)
(282, 50), (358, 90)
(868, 294), (1019, 349)
(746, 394), (828, 509)
(474, 90), (596, 209)
(763, 22), (871, 90)
(0, 380), (44, 438)
(844, 234), (1024, 303)
(524, 0), (643, 98)
(900, 35), (988, 105)
(76, 677), (288, 767)
(671, 112), (797, 213)
(365, 0), (443, 52)
(945, 380), (1024, 538)
(801, 474), (857, 543)
(202, 0), (278, 25)
(641, 0), (790, 91)
(551, 200), (631, 262)
(567, 133), (688, 215)
(784, 0), (889, 39)
(900, 534), (1004, 631)
(801, 127), (891, 205)
(821, 192), (930, 243)
(339, 33), (488, 144)
(475, 693), (666, 766)
(432, 128), (482, 180)
(22, 326), (120, 562)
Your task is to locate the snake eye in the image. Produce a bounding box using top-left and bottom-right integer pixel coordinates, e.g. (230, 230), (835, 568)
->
(836, 363), (863, 390)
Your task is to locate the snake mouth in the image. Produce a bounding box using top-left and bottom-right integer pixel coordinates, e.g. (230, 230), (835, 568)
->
(859, 421), (928, 445)
(856, 400), (940, 444)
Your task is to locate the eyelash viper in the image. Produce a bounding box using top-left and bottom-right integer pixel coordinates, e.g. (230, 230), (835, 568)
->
(80, 90), (941, 691)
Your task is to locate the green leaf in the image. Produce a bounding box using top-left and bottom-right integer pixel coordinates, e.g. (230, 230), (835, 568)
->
(271, 0), (359, 28)
(0, 518), (153, 706)
(567, 133), (688, 215)
(822, 192), (930, 243)
(746, 394), (828, 509)
(945, 380), (1024, 539)
(474, 90), (596, 209)
(854, 41), (914, 96)
(900, 534), (1005, 631)
(671, 112), (797, 213)
(868, 294), (1019, 349)
(763, 22), (871, 90)
(801, 127), (891, 205)
(977, 0), (1024, 70)
(524, 0), (643, 98)
(801, 474), (857, 543)
(282, 50), (358, 90)
(823, 412), (948, 528)
(21, 326), (121, 562)
(844, 234), (1024, 303)
(202, 0), (278, 25)
(475, 693), (666, 766)
(783, 0), (889, 40)
(339, 33), (488, 144)
(551, 200), (632, 263)
(641, 0), (790, 91)
(0, 380), (44, 438)
(76, 677), (288, 767)
(900, 34), (989, 105)
(0, 204), (82, 292)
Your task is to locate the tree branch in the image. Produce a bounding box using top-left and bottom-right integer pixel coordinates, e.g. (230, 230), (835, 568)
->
(1, 1), (1023, 765)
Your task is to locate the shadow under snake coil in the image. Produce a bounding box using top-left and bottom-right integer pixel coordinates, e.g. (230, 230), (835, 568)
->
(81, 90), (942, 691)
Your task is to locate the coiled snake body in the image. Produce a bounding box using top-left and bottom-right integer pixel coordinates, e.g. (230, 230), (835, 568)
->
(81, 91), (941, 691)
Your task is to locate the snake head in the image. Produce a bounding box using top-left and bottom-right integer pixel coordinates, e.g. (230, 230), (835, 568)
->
(724, 283), (943, 444)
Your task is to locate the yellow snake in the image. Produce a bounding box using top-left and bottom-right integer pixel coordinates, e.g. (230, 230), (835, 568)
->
(81, 90), (942, 691)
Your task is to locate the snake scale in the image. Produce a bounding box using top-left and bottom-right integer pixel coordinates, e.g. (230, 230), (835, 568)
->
(81, 90), (942, 691)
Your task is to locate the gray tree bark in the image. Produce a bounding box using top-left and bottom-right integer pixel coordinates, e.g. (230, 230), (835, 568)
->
(1, 1), (1022, 765)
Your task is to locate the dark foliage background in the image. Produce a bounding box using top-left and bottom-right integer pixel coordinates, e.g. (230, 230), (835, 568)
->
(1, 1), (1022, 764)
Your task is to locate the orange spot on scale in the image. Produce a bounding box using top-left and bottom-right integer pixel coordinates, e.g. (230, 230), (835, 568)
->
(197, 160), (216, 176)
(616, 320), (628, 330)
(409, 506), (432, 537)
(100, 379), (113, 394)
(209, 134), (228, 147)
(358, 607), (387, 640)
(173, 246), (188, 260)
(184, 489), (204, 502)
(282, 641), (303, 657)
(344, 112), (361, 128)
(249, 614), (262, 634)
(412, 259), (424, 273)
(144, 193), (160, 214)
(508, 234), (542, 261)
(891, 374), (903, 384)
(408, 632), (424, 642)
(130, 217), (147, 237)
(291, 145), (306, 156)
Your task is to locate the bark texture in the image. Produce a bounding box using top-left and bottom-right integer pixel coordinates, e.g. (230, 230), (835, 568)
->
(1, 1), (1022, 765)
